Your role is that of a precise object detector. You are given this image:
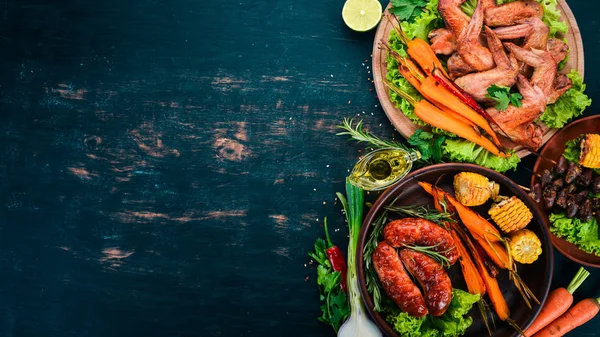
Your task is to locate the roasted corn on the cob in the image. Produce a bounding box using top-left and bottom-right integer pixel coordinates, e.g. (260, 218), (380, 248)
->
(488, 196), (533, 233)
(453, 172), (500, 206)
(509, 229), (542, 264)
(579, 134), (600, 169)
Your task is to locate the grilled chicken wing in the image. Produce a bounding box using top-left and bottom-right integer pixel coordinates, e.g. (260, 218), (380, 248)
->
(487, 74), (546, 150)
(454, 27), (519, 102)
(547, 38), (569, 64)
(438, 0), (471, 38)
(457, 0), (494, 71)
(505, 42), (571, 104)
(482, 0), (544, 27)
(429, 28), (458, 55)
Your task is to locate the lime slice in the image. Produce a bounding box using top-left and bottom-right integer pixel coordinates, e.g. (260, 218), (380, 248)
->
(342, 0), (382, 32)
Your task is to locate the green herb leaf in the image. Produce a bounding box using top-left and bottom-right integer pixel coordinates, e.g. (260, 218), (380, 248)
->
(486, 84), (523, 111)
(408, 129), (445, 164)
(308, 238), (330, 267)
(510, 92), (523, 107)
(317, 265), (340, 293)
(337, 118), (411, 152)
(390, 0), (428, 22)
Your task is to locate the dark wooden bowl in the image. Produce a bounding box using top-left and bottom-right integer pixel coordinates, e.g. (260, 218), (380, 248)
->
(357, 163), (554, 337)
(531, 115), (600, 268)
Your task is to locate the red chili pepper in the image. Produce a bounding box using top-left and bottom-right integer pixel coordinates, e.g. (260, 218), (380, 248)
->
(323, 218), (347, 292)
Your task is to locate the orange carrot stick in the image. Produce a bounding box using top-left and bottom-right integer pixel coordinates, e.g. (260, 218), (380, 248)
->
(522, 267), (590, 336)
(472, 233), (511, 269)
(388, 14), (448, 77)
(533, 297), (600, 337)
(419, 76), (502, 146)
(451, 230), (486, 296)
(413, 100), (508, 158)
(418, 181), (504, 242)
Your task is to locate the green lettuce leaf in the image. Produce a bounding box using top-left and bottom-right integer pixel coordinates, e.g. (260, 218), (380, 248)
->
(384, 289), (480, 337)
(549, 213), (600, 256)
(539, 70), (591, 129)
(563, 136), (583, 163)
(443, 138), (520, 173)
(400, 0), (443, 41)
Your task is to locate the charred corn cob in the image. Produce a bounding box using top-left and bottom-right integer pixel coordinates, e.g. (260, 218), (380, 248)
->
(488, 196), (533, 233)
(579, 134), (600, 169)
(453, 172), (500, 206)
(509, 229), (542, 264)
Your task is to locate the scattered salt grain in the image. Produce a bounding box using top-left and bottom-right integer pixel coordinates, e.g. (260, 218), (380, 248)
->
(313, 188), (317, 191)
(326, 165), (330, 168)
(375, 104), (378, 107)
(330, 74), (334, 78)
(323, 202), (326, 205)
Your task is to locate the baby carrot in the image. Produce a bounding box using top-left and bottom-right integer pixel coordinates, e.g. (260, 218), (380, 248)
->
(533, 297), (600, 337)
(523, 267), (590, 336)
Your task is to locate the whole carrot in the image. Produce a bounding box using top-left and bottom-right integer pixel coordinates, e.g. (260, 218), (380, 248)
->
(533, 296), (600, 337)
(523, 267), (590, 336)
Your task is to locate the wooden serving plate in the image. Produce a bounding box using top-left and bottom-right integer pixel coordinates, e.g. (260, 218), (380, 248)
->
(372, 0), (584, 159)
(531, 115), (600, 268)
(358, 164), (554, 337)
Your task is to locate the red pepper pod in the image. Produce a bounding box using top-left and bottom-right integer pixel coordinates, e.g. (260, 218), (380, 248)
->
(323, 217), (348, 292)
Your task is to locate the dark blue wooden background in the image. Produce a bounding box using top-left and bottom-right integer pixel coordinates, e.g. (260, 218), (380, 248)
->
(0, 0), (597, 336)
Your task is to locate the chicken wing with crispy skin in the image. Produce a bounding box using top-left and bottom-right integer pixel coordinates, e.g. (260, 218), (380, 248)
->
(454, 27), (519, 102)
(482, 0), (544, 27)
(547, 38), (569, 64)
(486, 74), (546, 150)
(429, 28), (457, 55)
(457, 0), (494, 72)
(438, 0), (470, 38)
(505, 42), (571, 104)
(493, 17), (548, 50)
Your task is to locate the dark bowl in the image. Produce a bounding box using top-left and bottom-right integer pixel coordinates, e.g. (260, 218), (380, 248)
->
(357, 163), (554, 337)
(531, 114), (600, 268)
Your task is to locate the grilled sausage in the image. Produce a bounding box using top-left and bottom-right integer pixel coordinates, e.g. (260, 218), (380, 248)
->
(383, 218), (459, 265)
(399, 249), (453, 316)
(579, 199), (593, 222)
(372, 242), (428, 317)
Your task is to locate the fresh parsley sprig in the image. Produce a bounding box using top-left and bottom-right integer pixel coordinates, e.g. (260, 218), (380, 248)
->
(309, 238), (350, 332)
(486, 84), (523, 111)
(389, 0), (428, 22)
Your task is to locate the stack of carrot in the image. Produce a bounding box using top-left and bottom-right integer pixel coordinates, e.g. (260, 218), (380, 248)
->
(382, 15), (509, 159)
(419, 181), (539, 335)
(523, 267), (599, 337)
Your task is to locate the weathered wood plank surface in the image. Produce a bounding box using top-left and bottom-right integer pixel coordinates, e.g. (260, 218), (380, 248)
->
(0, 0), (597, 336)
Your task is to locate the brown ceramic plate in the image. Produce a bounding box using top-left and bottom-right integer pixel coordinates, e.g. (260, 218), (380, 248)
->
(531, 115), (600, 268)
(372, 0), (584, 158)
(357, 163), (553, 337)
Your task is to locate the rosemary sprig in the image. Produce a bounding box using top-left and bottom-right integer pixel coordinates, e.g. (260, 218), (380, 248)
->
(336, 118), (410, 151)
(402, 243), (452, 268)
(384, 205), (456, 226)
(363, 211), (388, 312)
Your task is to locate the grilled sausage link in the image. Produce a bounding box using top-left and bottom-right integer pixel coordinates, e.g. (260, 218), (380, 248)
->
(372, 242), (428, 317)
(383, 218), (459, 265)
(399, 249), (453, 316)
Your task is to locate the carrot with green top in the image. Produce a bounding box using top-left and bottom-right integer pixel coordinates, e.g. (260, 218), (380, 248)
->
(387, 14), (448, 77)
(384, 82), (508, 158)
(523, 267), (590, 336)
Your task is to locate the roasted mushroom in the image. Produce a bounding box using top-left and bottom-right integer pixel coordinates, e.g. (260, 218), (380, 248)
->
(592, 175), (600, 194)
(575, 190), (589, 204)
(556, 189), (568, 209)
